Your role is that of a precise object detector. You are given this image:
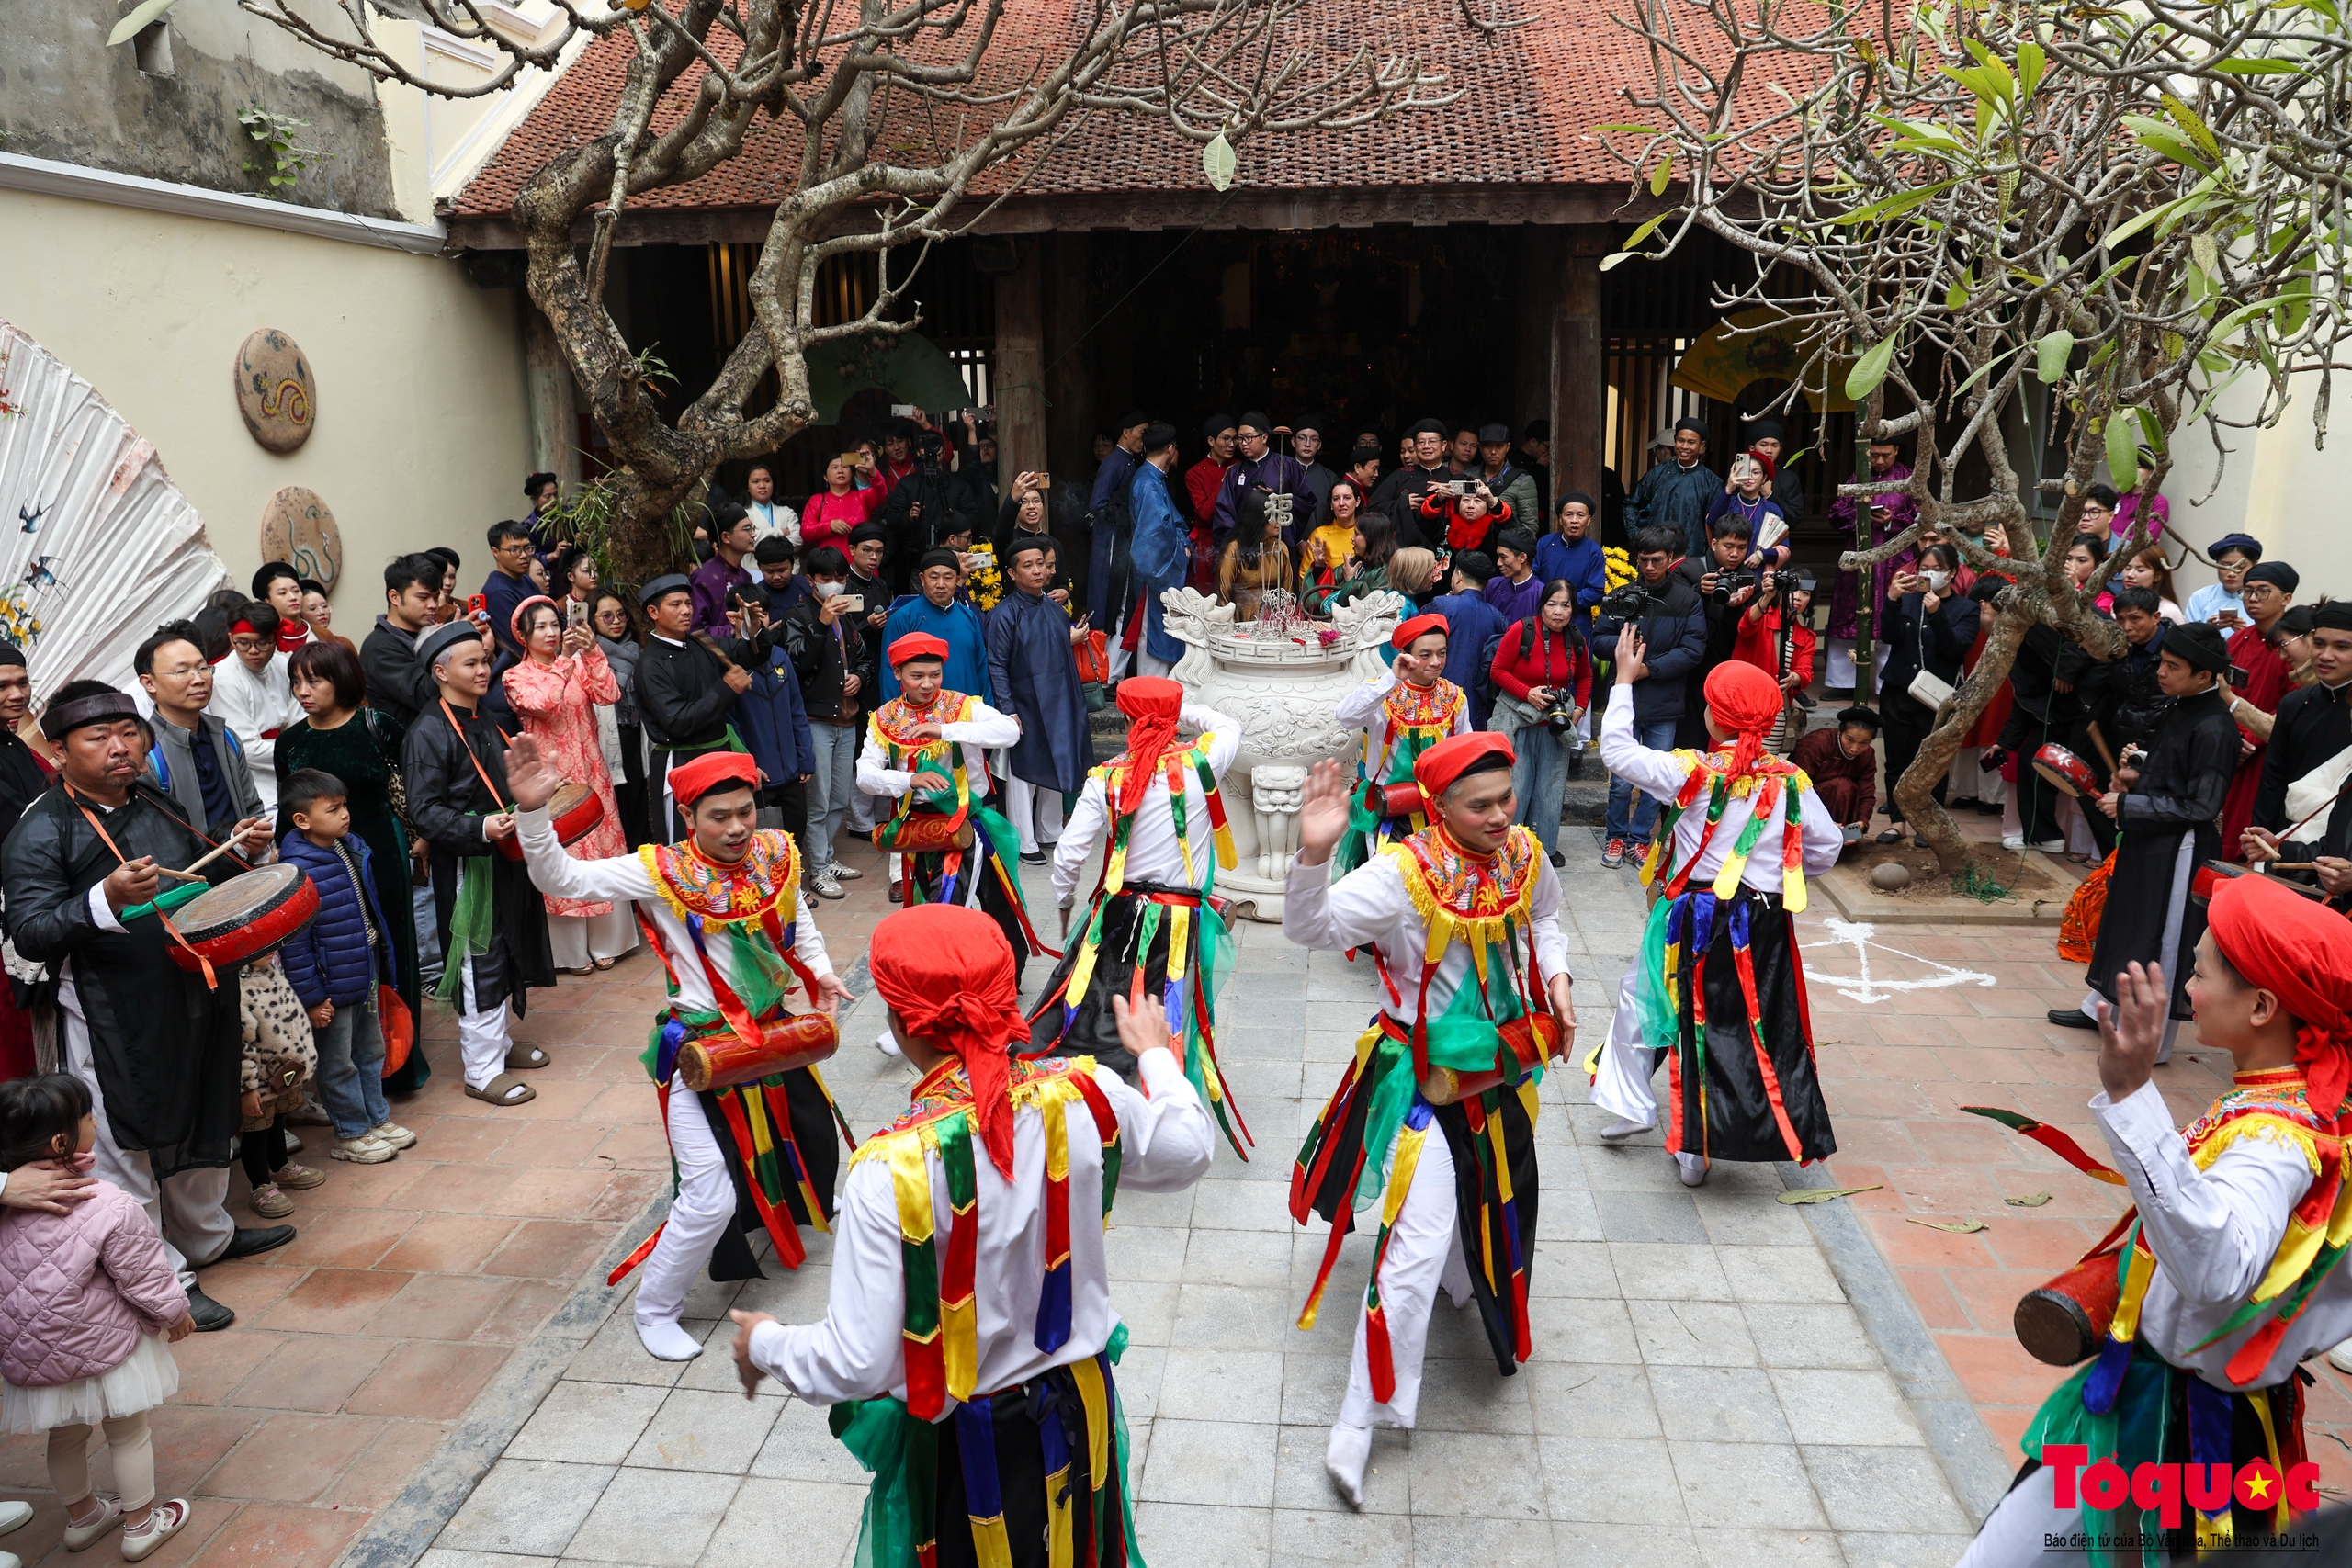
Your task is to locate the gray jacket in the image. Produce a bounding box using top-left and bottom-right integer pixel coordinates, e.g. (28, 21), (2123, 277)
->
(147, 713), (263, 839)
(598, 635), (642, 728)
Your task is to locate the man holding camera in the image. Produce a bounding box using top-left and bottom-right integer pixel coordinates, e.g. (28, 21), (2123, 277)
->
(1671, 513), (1770, 750)
(1592, 527), (1709, 870)
(879, 418), (971, 592)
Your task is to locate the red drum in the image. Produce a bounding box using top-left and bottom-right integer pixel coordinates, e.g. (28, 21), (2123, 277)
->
(163, 863), (319, 974)
(2031, 743), (2099, 799)
(675, 1012), (842, 1092)
(875, 808), (974, 855)
(499, 781), (605, 861)
(2015, 1253), (2122, 1366)
(1367, 779), (1427, 820)
(1419, 1015), (1563, 1105)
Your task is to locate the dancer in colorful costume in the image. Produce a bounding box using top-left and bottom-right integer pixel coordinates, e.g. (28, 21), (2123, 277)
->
(503, 740), (851, 1362)
(1958, 874), (2352, 1565)
(728, 903), (1215, 1568)
(1284, 731), (1575, 1506)
(1329, 612), (1471, 874)
(1589, 650), (1843, 1186)
(1030, 678), (1247, 1150)
(856, 632), (1046, 983)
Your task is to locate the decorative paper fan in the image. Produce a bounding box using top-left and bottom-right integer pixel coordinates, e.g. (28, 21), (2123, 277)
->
(0, 321), (231, 703)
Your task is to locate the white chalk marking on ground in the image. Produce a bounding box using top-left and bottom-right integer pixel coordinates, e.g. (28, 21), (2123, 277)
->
(1809, 918), (1997, 1004)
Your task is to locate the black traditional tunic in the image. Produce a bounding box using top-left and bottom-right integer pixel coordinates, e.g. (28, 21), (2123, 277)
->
(0, 783), (243, 1175)
(2087, 685), (2239, 1019)
(400, 699), (553, 1012)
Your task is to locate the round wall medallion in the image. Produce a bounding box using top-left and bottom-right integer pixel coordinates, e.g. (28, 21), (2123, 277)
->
(259, 487), (342, 593)
(233, 328), (316, 452)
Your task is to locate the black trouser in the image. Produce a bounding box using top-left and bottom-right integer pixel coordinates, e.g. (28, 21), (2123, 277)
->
(238, 1117), (288, 1187)
(1880, 695), (1944, 823)
(760, 780), (808, 849)
(2007, 716), (2068, 847)
(615, 721), (655, 849)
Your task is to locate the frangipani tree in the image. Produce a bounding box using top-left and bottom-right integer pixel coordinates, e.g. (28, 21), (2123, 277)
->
(1602, 0), (2352, 873)
(232, 0), (1458, 582)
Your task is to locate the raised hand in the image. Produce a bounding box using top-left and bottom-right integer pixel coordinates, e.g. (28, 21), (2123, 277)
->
(1614, 627), (1649, 685)
(505, 735), (560, 812)
(1296, 757), (1353, 866)
(2095, 961), (2168, 1102)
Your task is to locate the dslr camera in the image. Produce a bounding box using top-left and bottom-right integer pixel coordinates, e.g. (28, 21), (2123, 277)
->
(1599, 581), (1665, 622)
(1715, 570), (1758, 599)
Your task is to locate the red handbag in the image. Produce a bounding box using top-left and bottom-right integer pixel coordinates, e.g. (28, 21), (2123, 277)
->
(1075, 629), (1112, 685)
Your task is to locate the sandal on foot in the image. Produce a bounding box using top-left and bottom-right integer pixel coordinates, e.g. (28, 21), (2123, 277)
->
(593, 955), (618, 971)
(119, 1500), (189, 1563)
(464, 1075), (537, 1107)
(564, 964), (596, 977)
(505, 1044), (549, 1071)
(62, 1495), (120, 1551)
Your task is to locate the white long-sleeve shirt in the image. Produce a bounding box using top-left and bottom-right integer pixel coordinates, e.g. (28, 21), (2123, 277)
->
(208, 652), (296, 811)
(854, 697), (1022, 800)
(1051, 705), (1241, 907)
(1283, 844), (1570, 1025)
(1600, 697), (1845, 892)
(2091, 1078), (2352, 1388)
(748, 1048), (1214, 1406)
(514, 805), (833, 1013)
(1334, 671), (1471, 784)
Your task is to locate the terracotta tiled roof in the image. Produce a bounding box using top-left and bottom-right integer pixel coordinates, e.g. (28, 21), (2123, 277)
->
(448, 0), (1651, 220)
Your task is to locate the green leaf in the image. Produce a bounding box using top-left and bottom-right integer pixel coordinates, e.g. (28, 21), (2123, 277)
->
(1846, 334), (1899, 401)
(2017, 40), (2046, 97)
(2212, 58), (2305, 74)
(1905, 1216), (1986, 1234)
(106, 0), (181, 46)
(1203, 133), (1236, 193)
(2003, 1191), (2053, 1207)
(2161, 91), (2224, 164)
(2137, 407), (2169, 457)
(1650, 156), (1673, 197)
(1775, 1185), (1884, 1205)
(1623, 211), (1670, 250)
(2106, 411), (2143, 488)
(1593, 123), (1659, 133)
(2035, 330), (2075, 383)
(1946, 274), (1972, 311)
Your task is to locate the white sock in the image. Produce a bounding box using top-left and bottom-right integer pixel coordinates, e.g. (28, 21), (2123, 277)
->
(1676, 1151), (1708, 1187)
(876, 1028), (902, 1057)
(635, 1316), (704, 1361)
(1325, 1422), (1371, 1507)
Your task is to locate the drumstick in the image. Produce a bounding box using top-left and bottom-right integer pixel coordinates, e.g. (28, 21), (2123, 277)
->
(2082, 722), (2119, 774)
(179, 837), (246, 879)
(153, 866), (206, 883)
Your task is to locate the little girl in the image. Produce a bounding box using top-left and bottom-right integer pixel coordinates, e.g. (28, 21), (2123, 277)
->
(0, 1076), (193, 1562)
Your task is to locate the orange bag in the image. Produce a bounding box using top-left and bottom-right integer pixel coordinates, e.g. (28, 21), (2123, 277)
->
(1074, 629), (1112, 686)
(378, 984), (413, 1078)
(2056, 849), (2116, 964)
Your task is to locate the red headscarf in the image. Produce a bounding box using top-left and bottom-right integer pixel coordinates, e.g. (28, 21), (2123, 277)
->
(1704, 660), (1784, 779)
(1414, 731), (1514, 802)
(870, 905), (1023, 1178)
(2207, 874), (2352, 1119)
(669, 750), (761, 809)
(1744, 447), (1778, 481)
(1111, 677), (1184, 822)
(1391, 612), (1448, 651)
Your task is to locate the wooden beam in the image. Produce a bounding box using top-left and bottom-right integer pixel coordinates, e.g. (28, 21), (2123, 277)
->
(1514, 227), (1561, 454)
(1044, 231), (1093, 481)
(994, 240), (1047, 490)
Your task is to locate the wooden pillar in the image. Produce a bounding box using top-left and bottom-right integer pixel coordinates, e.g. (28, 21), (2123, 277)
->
(1550, 233), (1609, 507)
(522, 303), (582, 491)
(1514, 227), (1561, 435)
(994, 241), (1048, 485)
(1092, 233), (1134, 430)
(1045, 232), (1094, 480)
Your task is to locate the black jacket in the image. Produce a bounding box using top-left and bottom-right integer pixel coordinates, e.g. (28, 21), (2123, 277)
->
(2099, 628), (2174, 759)
(398, 699), (552, 1005)
(0, 732), (47, 847)
(1998, 616), (2103, 746)
(783, 598), (878, 724)
(1591, 572), (1710, 726)
(1883, 591), (1978, 705)
(2117, 685), (2238, 843)
(362, 616), (439, 730)
(882, 463), (973, 591)
(634, 631), (777, 751)
(2253, 679), (2352, 833)
(1, 783), (243, 1175)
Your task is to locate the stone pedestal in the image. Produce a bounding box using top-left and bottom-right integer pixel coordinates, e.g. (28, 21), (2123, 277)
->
(1160, 587), (1407, 922)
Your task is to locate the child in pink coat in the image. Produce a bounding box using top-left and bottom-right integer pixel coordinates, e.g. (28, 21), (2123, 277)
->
(0, 1076), (194, 1562)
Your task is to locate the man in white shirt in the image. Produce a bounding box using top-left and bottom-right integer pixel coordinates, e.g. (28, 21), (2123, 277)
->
(1031, 679), (1245, 1139)
(1957, 874), (2352, 1564)
(728, 902), (1213, 1568)
(507, 741), (851, 1361)
(2182, 531), (2262, 631)
(209, 602), (298, 811)
(1590, 649), (1844, 1186)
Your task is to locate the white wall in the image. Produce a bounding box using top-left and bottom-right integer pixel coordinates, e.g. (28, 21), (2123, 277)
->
(0, 186), (527, 620)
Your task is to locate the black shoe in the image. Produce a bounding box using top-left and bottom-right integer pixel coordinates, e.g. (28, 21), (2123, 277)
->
(888, 883), (903, 903)
(1974, 800), (2003, 816)
(203, 1225), (296, 1266)
(1566, 752), (1586, 780)
(1548, 850), (1566, 867)
(1792, 691), (1818, 711)
(2047, 1008), (2098, 1031)
(1019, 851), (1048, 866)
(187, 1287), (235, 1332)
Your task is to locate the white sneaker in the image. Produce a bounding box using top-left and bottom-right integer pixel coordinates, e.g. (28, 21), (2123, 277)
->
(287, 1094), (334, 1126)
(2328, 1339), (2352, 1375)
(281, 1129), (303, 1155)
(828, 861), (864, 881)
(2032, 839), (2067, 853)
(1677, 1152), (1708, 1187)
(331, 1134), (397, 1164)
(0, 1497), (31, 1535)
(1599, 1117), (1654, 1141)
(808, 867), (843, 900)
(875, 1029), (902, 1058)
(1324, 1421), (1371, 1508)
(2000, 834), (2025, 851)
(369, 1121), (418, 1150)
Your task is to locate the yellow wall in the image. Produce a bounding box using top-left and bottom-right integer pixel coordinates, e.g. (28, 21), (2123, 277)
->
(0, 186), (526, 621)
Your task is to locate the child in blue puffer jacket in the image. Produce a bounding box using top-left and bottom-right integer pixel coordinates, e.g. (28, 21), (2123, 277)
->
(276, 770), (418, 1167)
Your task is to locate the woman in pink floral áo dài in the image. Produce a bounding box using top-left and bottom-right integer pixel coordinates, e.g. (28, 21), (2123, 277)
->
(503, 595), (639, 973)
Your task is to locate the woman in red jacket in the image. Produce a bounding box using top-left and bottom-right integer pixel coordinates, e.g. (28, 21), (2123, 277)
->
(1489, 579), (1592, 866)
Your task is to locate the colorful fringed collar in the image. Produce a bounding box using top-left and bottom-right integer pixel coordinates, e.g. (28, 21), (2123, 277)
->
(638, 831), (800, 927)
(1374, 825), (1549, 1085)
(852, 1055), (1124, 1421)
(1087, 738), (1236, 897)
(875, 691), (974, 754)
(1382, 677), (1464, 741)
(1638, 747), (1815, 912)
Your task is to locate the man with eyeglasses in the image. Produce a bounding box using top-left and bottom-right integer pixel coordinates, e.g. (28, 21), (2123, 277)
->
(209, 600), (299, 811)
(479, 521), (538, 659)
(1211, 411), (1317, 552)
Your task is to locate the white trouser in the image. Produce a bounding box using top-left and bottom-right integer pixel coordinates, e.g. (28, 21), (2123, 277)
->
(1823, 638), (1892, 691)
(1339, 1131), (1474, 1431)
(1955, 1464), (2090, 1568)
(634, 1088), (736, 1329)
(548, 904), (639, 969)
(1591, 966), (1661, 1129)
(1003, 776), (1065, 853)
(61, 983), (232, 1293)
(1134, 648), (1175, 679)
(457, 955), (514, 1091)
(1108, 641), (1134, 680)
(845, 729), (884, 835)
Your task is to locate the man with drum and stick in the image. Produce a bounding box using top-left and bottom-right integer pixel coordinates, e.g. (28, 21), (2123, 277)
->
(725, 902), (1215, 1567)
(2044, 622), (2239, 1058)
(401, 621), (555, 1109)
(503, 740), (851, 1362)
(1, 682), (280, 1331)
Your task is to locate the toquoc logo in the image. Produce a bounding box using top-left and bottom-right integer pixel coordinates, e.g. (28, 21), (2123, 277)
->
(2041, 1444), (2323, 1528)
